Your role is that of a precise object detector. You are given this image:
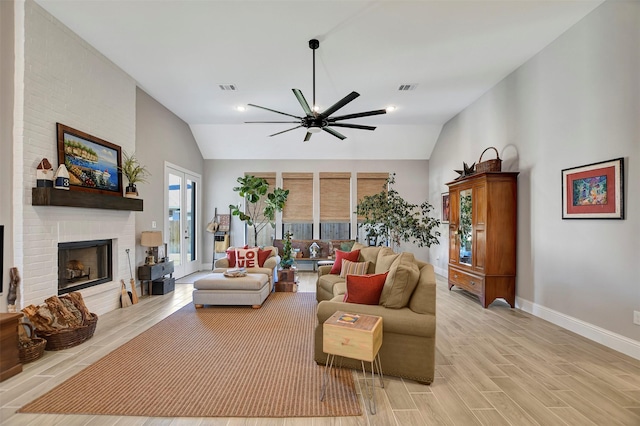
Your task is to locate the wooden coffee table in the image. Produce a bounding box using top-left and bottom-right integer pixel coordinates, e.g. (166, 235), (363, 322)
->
(320, 311), (384, 414)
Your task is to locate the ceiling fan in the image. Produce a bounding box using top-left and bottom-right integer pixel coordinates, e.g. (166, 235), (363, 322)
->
(245, 39), (387, 142)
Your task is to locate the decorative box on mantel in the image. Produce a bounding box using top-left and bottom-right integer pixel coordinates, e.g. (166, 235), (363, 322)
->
(32, 187), (143, 211)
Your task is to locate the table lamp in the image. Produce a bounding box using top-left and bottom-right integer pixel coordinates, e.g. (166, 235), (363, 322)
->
(141, 231), (163, 265)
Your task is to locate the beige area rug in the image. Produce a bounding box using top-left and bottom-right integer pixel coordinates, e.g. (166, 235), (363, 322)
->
(19, 293), (361, 418)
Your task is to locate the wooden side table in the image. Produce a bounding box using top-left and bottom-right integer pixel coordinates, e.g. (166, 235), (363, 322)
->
(0, 313), (23, 382)
(275, 268), (298, 292)
(321, 311), (384, 414)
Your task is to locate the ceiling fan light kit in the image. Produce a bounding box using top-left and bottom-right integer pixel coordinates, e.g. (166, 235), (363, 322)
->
(245, 39), (387, 142)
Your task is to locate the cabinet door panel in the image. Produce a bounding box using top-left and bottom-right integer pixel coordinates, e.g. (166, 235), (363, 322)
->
(475, 229), (486, 271)
(474, 184), (486, 225)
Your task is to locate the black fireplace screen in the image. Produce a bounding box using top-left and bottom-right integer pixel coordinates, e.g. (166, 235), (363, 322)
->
(58, 239), (112, 294)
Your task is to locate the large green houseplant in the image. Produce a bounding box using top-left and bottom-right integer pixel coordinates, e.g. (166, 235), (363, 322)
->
(229, 175), (289, 246)
(356, 173), (441, 249)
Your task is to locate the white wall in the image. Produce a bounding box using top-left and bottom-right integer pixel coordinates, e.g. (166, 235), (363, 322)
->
(429, 0), (639, 355)
(135, 88), (204, 270)
(14, 0), (137, 315)
(0, 0), (15, 311)
(203, 159), (435, 268)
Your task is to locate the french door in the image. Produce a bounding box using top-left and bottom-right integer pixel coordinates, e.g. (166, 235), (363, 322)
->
(165, 163), (201, 278)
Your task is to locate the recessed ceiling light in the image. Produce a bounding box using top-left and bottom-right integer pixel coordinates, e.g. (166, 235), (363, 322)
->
(386, 105), (397, 113)
(236, 105), (246, 112)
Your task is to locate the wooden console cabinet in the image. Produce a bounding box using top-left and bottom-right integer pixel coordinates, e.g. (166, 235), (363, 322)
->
(1, 313), (23, 381)
(447, 172), (518, 308)
(138, 261), (175, 296)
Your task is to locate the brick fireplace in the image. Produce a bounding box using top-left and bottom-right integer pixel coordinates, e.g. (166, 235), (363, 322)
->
(13, 0), (138, 315)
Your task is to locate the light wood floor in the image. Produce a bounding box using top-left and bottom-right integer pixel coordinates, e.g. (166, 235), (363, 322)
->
(2, 271), (640, 425)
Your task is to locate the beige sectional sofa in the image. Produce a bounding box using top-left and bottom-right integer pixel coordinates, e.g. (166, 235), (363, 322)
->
(314, 243), (436, 384)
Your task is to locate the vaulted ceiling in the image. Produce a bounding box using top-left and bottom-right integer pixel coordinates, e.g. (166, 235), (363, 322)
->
(35, 0), (603, 160)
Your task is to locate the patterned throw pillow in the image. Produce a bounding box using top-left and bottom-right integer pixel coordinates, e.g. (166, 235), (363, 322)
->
(340, 260), (370, 278)
(235, 248), (259, 268)
(343, 272), (389, 305)
(330, 249), (361, 275)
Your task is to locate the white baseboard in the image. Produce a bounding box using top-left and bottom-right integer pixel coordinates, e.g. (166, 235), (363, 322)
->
(516, 297), (640, 361)
(434, 265), (448, 277)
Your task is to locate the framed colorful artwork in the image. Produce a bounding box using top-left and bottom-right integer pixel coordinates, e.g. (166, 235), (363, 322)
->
(441, 192), (450, 224)
(57, 123), (123, 196)
(562, 158), (624, 219)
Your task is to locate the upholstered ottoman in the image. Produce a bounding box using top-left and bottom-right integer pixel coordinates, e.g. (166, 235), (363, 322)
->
(193, 273), (270, 309)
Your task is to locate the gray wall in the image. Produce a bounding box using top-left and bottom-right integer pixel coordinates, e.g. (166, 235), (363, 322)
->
(0, 0), (15, 309)
(429, 0), (639, 345)
(135, 88), (205, 268)
(203, 159), (434, 267)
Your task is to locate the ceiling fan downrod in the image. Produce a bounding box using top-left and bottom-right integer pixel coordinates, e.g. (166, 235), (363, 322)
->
(309, 39), (319, 113)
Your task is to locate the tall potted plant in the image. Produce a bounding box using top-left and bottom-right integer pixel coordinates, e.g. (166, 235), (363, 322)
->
(119, 151), (150, 198)
(229, 175), (289, 246)
(356, 173), (441, 249)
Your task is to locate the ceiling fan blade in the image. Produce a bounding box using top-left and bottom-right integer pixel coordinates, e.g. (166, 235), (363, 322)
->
(329, 123), (377, 131)
(320, 91), (360, 117)
(292, 89), (313, 116)
(329, 109), (387, 122)
(269, 125), (303, 137)
(248, 104), (301, 119)
(304, 132), (312, 142)
(245, 121), (300, 124)
(322, 127), (346, 140)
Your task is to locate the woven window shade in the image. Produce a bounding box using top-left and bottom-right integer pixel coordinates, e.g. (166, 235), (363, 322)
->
(356, 173), (388, 221)
(282, 173), (313, 223)
(244, 173), (276, 223)
(320, 172), (351, 222)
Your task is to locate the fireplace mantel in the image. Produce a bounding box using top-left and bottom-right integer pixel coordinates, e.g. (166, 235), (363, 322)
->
(32, 187), (143, 211)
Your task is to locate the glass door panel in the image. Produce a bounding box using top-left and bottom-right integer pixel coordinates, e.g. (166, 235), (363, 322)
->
(168, 172), (182, 271)
(459, 189), (473, 266)
(166, 165), (200, 278)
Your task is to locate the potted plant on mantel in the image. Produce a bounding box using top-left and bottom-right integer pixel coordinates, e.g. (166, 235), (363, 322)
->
(119, 151), (150, 198)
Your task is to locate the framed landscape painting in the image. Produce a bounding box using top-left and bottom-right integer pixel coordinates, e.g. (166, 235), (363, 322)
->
(562, 157), (624, 219)
(57, 123), (123, 196)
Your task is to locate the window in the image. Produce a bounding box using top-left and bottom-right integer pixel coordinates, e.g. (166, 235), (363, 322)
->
(282, 173), (313, 240)
(319, 172), (351, 240)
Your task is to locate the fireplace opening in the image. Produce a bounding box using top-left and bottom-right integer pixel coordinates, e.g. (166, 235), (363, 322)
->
(58, 240), (113, 294)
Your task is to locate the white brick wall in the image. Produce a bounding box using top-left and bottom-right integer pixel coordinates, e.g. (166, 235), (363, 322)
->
(17, 0), (137, 315)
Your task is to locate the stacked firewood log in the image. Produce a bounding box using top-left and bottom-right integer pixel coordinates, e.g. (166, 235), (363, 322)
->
(22, 292), (92, 332)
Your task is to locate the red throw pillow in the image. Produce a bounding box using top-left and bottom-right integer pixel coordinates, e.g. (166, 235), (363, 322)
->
(226, 245), (248, 267)
(330, 249), (361, 275)
(257, 248), (272, 267)
(343, 272), (388, 305)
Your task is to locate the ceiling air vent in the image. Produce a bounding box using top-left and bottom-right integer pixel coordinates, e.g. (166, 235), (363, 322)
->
(398, 84), (418, 91)
(218, 84), (238, 91)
